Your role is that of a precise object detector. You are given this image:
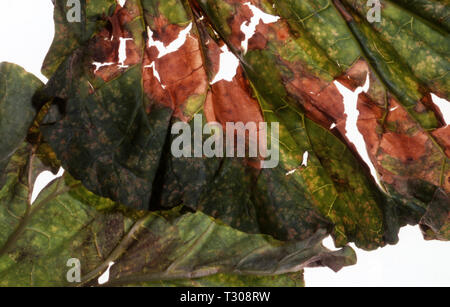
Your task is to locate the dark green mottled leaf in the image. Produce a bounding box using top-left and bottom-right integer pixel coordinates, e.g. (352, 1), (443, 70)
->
(0, 144), (355, 286)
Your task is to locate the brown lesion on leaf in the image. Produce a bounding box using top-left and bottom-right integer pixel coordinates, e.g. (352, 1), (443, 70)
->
(202, 35), (263, 126)
(225, 0), (253, 51)
(84, 4), (210, 122)
(89, 26), (119, 64)
(216, 0), (281, 53)
(274, 52), (449, 194)
(204, 66), (263, 126)
(247, 21), (270, 51)
(198, 22), (265, 168)
(150, 15), (187, 46)
(146, 34), (208, 121)
(88, 4), (141, 82)
(282, 57), (346, 130)
(343, 61), (450, 193)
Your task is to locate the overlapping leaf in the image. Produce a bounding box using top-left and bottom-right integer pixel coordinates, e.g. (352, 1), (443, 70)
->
(0, 141), (355, 286)
(38, 0), (449, 248)
(0, 0), (449, 287)
(0, 63), (42, 177)
(0, 52), (353, 287)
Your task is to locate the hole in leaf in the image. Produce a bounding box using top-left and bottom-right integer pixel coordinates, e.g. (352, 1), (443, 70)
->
(144, 62), (165, 88)
(98, 261), (115, 285)
(322, 235), (340, 251)
(301, 151), (309, 167)
(240, 2), (280, 53)
(31, 167), (64, 204)
(431, 93), (450, 125)
(334, 74), (383, 189)
(147, 23), (193, 59)
(118, 37), (132, 68)
(211, 45), (240, 84)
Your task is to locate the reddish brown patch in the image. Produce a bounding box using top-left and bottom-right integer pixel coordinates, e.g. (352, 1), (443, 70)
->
(432, 125), (450, 157)
(153, 35), (208, 120)
(142, 49), (171, 113)
(201, 25), (264, 169)
(281, 54), (449, 193)
(247, 22), (270, 50)
(88, 5), (211, 121)
(337, 59), (369, 91)
(94, 64), (122, 82)
(90, 27), (119, 64)
(226, 1), (254, 51)
(89, 5), (141, 82)
(204, 39), (222, 78)
(275, 24), (290, 41)
(380, 132), (428, 163)
(206, 67), (263, 125)
(202, 31), (263, 131)
(123, 39), (141, 66)
(284, 61), (345, 128)
(151, 16), (186, 46)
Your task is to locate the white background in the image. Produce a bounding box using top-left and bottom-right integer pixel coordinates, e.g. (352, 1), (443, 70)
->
(0, 0), (448, 287)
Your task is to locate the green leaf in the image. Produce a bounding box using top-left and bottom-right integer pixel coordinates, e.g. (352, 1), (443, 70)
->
(0, 62), (43, 177)
(0, 144), (356, 286)
(390, 0), (450, 32)
(37, 0), (449, 253)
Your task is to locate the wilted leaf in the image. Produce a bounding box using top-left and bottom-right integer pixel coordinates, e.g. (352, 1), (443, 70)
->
(0, 143), (355, 286)
(196, 0), (450, 240)
(38, 0), (449, 250)
(1, 0), (449, 287)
